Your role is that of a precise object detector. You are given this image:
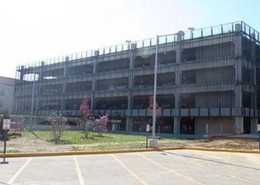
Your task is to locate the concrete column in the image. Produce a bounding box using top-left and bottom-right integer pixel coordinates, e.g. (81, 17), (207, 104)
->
(251, 118), (258, 134)
(174, 117), (180, 135)
(126, 44), (135, 127)
(234, 23), (242, 58)
(173, 31), (184, 136)
(235, 59), (243, 82)
(93, 50), (98, 73)
(127, 93), (133, 110)
(91, 51), (99, 113)
(235, 85), (243, 108)
(234, 84), (243, 135)
(39, 61), (45, 81)
(20, 65), (24, 81)
(251, 33), (256, 62)
(235, 117), (243, 134)
(176, 31), (184, 64)
(92, 50), (98, 91)
(91, 94), (95, 114)
(126, 116), (133, 133)
(61, 58), (69, 112)
(129, 43), (136, 69)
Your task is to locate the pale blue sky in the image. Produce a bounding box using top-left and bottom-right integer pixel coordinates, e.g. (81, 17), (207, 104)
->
(0, 0), (260, 78)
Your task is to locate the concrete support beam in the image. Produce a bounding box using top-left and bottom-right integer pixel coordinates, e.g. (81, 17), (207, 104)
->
(91, 94), (95, 114)
(234, 85), (243, 108)
(235, 117), (244, 134)
(126, 116), (133, 133)
(20, 65), (24, 81)
(234, 24), (242, 58)
(91, 51), (98, 112)
(174, 33), (182, 137)
(235, 59), (242, 82)
(174, 117), (180, 135)
(61, 60), (68, 112)
(251, 118), (258, 134)
(127, 93), (132, 110)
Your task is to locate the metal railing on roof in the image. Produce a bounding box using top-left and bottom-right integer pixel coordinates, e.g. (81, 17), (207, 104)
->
(17, 21), (260, 70)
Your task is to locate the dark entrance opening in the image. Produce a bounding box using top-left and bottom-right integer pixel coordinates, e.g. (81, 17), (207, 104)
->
(180, 117), (195, 134)
(243, 117), (251, 134)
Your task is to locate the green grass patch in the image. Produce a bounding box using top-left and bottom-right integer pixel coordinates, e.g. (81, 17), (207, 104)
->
(22, 130), (147, 145)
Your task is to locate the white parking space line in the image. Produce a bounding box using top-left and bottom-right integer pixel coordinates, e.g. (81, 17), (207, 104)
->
(111, 154), (148, 185)
(166, 151), (259, 185)
(74, 156), (85, 185)
(8, 158), (32, 184)
(138, 153), (206, 185)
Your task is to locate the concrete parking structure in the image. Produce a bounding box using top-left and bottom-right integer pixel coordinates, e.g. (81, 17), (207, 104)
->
(0, 150), (259, 185)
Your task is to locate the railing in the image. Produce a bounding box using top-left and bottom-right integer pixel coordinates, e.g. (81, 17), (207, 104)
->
(36, 107), (260, 117)
(17, 21), (260, 75)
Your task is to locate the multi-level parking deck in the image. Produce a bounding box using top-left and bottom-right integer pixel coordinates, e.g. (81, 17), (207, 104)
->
(13, 21), (260, 136)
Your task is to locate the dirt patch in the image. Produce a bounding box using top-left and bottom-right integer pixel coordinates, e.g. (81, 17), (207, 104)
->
(1, 134), (260, 153)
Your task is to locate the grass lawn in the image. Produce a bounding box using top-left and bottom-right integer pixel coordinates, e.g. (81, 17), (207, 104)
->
(19, 131), (153, 151)
(4, 131), (259, 152)
(22, 131), (147, 144)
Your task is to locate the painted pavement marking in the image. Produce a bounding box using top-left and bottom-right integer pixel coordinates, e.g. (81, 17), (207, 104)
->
(74, 156), (85, 185)
(166, 151), (259, 185)
(111, 154), (148, 185)
(138, 153), (206, 185)
(8, 158), (32, 184)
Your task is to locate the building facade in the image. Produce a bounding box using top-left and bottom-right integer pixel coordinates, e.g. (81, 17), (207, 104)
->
(0, 76), (15, 115)
(13, 21), (260, 136)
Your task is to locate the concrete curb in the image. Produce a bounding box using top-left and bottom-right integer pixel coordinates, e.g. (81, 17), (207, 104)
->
(0, 148), (183, 158)
(0, 147), (259, 158)
(175, 147), (260, 154)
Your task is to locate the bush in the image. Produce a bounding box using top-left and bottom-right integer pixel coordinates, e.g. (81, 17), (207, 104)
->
(48, 113), (67, 143)
(93, 115), (108, 136)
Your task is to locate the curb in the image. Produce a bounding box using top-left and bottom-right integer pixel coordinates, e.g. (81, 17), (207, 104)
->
(174, 147), (260, 154)
(0, 148), (183, 158)
(0, 147), (259, 158)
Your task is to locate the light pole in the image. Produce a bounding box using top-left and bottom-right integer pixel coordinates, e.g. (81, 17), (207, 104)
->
(125, 40), (131, 50)
(188, 27), (195, 39)
(148, 35), (159, 148)
(30, 72), (36, 128)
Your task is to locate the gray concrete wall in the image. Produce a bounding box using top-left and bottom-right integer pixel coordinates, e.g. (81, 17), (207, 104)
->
(195, 92), (234, 108)
(196, 67), (235, 84)
(0, 76), (15, 114)
(195, 117), (234, 135)
(195, 42), (233, 60)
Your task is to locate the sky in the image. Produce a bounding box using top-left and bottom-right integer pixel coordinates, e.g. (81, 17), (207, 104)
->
(0, 0), (260, 78)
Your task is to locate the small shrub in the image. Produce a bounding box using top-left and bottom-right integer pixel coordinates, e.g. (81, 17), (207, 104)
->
(93, 115), (108, 137)
(48, 113), (67, 143)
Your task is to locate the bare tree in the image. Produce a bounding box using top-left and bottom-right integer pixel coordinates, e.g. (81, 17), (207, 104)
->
(79, 97), (94, 138)
(48, 113), (67, 143)
(93, 115), (108, 137)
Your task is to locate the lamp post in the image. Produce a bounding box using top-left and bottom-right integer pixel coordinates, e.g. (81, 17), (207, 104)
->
(30, 72), (36, 128)
(148, 35), (159, 148)
(125, 40), (131, 50)
(188, 27), (195, 39)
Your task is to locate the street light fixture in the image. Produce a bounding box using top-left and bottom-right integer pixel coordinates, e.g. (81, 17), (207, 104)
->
(148, 35), (159, 148)
(188, 27), (195, 39)
(125, 40), (131, 50)
(30, 71), (36, 128)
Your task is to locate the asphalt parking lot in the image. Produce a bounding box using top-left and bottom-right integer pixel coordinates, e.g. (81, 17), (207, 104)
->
(0, 150), (259, 185)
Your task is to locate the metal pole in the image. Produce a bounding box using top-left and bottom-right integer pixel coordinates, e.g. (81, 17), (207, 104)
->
(30, 72), (36, 127)
(1, 130), (8, 164)
(152, 35), (159, 139)
(146, 131), (148, 148)
(259, 131), (260, 151)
